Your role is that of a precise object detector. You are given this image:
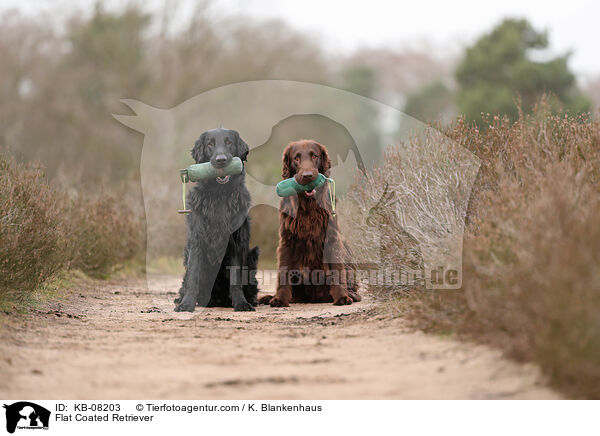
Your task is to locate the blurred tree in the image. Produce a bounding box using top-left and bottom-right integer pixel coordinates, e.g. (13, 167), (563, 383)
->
(0, 3), (331, 183)
(340, 64), (381, 164)
(341, 64), (376, 98)
(344, 48), (454, 101)
(403, 81), (455, 123)
(0, 12), (59, 161)
(65, 3), (151, 110)
(456, 18), (590, 123)
(585, 76), (600, 111)
(57, 4), (152, 179)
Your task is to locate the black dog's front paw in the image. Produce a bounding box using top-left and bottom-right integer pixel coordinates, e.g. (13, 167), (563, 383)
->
(174, 301), (196, 312)
(234, 301), (256, 312)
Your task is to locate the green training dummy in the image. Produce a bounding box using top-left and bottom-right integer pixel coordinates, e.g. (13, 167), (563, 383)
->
(178, 157), (243, 214)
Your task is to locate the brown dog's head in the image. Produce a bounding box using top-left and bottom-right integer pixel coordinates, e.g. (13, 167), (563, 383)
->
(282, 140), (331, 197)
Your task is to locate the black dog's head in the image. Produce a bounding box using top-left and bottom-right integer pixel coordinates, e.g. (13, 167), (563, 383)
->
(192, 128), (249, 167)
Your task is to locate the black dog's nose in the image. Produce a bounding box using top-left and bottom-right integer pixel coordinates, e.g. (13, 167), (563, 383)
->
(215, 154), (227, 164)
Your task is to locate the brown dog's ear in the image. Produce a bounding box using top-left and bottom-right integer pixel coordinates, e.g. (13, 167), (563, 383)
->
(282, 143), (294, 178)
(316, 142), (331, 175)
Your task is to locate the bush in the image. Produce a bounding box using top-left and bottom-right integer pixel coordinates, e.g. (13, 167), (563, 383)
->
(347, 104), (600, 398)
(0, 149), (144, 301)
(0, 151), (68, 298)
(65, 193), (142, 277)
(343, 127), (478, 296)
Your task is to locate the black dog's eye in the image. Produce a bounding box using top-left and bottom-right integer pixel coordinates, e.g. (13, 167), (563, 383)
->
(225, 138), (232, 145)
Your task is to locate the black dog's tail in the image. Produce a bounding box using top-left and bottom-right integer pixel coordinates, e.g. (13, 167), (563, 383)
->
(244, 246), (260, 306)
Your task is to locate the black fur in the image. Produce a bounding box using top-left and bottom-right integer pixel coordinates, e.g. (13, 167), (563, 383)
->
(174, 128), (259, 312)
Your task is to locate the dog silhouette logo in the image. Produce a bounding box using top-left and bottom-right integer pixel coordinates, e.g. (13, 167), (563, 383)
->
(114, 79), (481, 290)
(3, 402), (50, 434)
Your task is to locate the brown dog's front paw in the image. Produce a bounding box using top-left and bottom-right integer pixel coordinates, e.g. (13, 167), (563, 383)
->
(348, 290), (362, 302)
(258, 295), (274, 305)
(270, 297), (290, 307)
(333, 296), (353, 306)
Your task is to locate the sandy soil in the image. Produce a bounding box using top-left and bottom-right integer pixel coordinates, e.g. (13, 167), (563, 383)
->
(0, 276), (559, 399)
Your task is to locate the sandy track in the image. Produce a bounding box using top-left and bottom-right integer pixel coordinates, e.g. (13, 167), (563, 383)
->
(0, 276), (559, 399)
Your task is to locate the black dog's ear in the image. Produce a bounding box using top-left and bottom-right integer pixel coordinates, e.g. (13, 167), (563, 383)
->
(233, 130), (249, 162)
(191, 132), (206, 163)
(316, 142), (331, 176)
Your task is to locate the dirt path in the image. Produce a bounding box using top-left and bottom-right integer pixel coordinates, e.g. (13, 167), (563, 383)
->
(0, 276), (559, 399)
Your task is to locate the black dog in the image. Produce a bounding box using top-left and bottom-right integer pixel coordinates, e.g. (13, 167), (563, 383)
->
(175, 128), (259, 312)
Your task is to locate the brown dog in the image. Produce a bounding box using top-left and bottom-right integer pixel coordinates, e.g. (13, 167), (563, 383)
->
(260, 140), (361, 306)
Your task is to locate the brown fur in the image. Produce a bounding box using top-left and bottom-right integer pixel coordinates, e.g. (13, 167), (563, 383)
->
(260, 140), (361, 306)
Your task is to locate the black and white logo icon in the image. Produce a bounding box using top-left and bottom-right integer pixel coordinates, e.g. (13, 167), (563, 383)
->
(3, 402), (50, 434)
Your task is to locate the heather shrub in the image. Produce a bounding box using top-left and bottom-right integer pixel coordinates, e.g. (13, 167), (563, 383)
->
(346, 104), (600, 398)
(1, 149), (144, 301)
(0, 151), (68, 297)
(65, 192), (143, 277)
(341, 127), (479, 296)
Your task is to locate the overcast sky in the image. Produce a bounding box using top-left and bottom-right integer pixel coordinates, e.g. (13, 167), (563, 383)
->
(3, 0), (598, 81)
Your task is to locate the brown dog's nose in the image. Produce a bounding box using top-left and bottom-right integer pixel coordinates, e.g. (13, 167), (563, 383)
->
(300, 171), (314, 183)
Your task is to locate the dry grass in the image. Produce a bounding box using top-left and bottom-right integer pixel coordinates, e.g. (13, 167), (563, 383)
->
(346, 103), (600, 398)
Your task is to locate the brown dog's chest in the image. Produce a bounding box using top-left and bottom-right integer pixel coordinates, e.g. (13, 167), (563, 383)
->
(281, 200), (330, 267)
